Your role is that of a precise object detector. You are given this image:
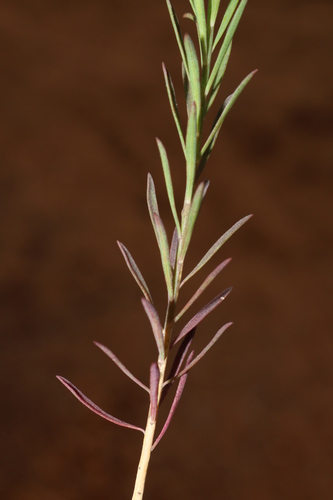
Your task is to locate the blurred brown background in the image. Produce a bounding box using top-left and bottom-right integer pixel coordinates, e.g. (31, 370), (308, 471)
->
(1, 0), (332, 499)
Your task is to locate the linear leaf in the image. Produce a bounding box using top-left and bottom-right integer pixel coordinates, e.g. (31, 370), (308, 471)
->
(56, 376), (144, 433)
(179, 181), (208, 263)
(156, 138), (181, 235)
(169, 227), (179, 270)
(171, 287), (232, 347)
(185, 102), (197, 203)
(93, 342), (149, 393)
(176, 258), (232, 321)
(182, 214), (252, 286)
(149, 362), (160, 422)
(147, 172), (160, 239)
(174, 322), (233, 379)
(147, 174), (173, 299)
(184, 34), (201, 123)
(166, 0), (189, 78)
(202, 70), (257, 157)
(162, 64), (186, 155)
(142, 298), (165, 359)
(208, 0), (221, 28)
(213, 0), (240, 51)
(160, 327), (196, 405)
(151, 350), (194, 451)
(182, 61), (191, 116)
(117, 241), (152, 302)
(153, 213), (174, 301)
(193, 0), (207, 63)
(206, 0), (247, 97)
(207, 41), (232, 111)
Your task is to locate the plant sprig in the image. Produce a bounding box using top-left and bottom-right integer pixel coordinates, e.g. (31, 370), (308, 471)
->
(57, 1), (255, 498)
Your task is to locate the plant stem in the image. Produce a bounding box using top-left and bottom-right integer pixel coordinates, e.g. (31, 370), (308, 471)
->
(131, 409), (157, 499)
(131, 360), (168, 499)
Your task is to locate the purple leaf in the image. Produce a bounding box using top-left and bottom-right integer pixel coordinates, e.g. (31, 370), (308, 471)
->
(141, 298), (165, 359)
(171, 287), (232, 347)
(117, 241), (152, 302)
(56, 376), (144, 433)
(149, 362), (160, 422)
(94, 342), (149, 393)
(169, 227), (179, 269)
(176, 258), (232, 321)
(173, 322), (233, 380)
(160, 327), (196, 405)
(151, 350), (194, 451)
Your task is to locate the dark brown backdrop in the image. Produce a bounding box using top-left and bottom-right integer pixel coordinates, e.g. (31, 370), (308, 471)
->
(1, 1), (332, 499)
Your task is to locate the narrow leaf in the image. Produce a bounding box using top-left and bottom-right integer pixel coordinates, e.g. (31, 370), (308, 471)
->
(179, 181), (208, 263)
(117, 241), (152, 302)
(156, 138), (181, 235)
(193, 0), (207, 63)
(207, 41), (232, 111)
(213, 0), (240, 51)
(93, 342), (149, 393)
(208, 0), (222, 28)
(185, 102), (197, 203)
(166, 0), (189, 78)
(147, 175), (174, 301)
(176, 258), (232, 321)
(56, 376), (144, 433)
(206, 0), (247, 97)
(203, 70), (257, 157)
(173, 322), (233, 380)
(151, 350), (194, 451)
(147, 173), (160, 238)
(162, 63), (186, 155)
(171, 287), (232, 347)
(182, 214), (252, 286)
(142, 298), (165, 359)
(149, 362), (160, 422)
(184, 34), (201, 122)
(182, 61), (191, 116)
(154, 213), (174, 302)
(160, 327), (196, 405)
(169, 227), (179, 270)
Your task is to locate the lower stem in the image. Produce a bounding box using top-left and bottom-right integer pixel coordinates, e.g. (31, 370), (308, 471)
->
(131, 360), (167, 499)
(131, 409), (157, 499)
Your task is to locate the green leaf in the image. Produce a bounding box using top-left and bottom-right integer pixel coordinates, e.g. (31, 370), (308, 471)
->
(181, 214), (252, 286)
(180, 180), (208, 263)
(166, 0), (189, 78)
(208, 0), (221, 29)
(162, 64), (186, 156)
(206, 41), (232, 111)
(213, 0), (240, 51)
(202, 70), (257, 158)
(206, 0), (247, 97)
(154, 213), (174, 302)
(184, 34), (201, 122)
(193, 0), (207, 62)
(156, 138), (181, 236)
(184, 102), (197, 204)
(117, 241), (153, 302)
